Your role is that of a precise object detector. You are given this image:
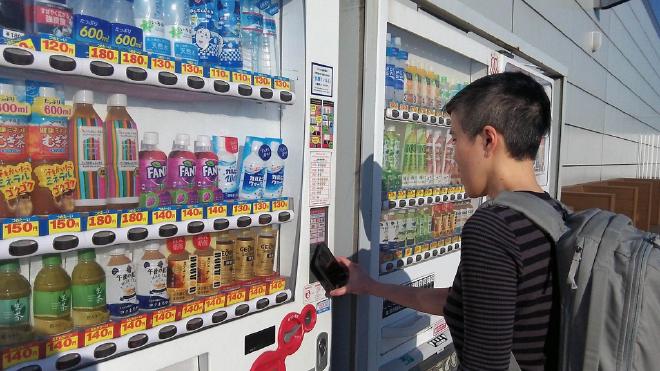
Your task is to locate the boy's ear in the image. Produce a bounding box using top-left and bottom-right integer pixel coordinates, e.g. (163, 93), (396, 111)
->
(482, 125), (499, 154)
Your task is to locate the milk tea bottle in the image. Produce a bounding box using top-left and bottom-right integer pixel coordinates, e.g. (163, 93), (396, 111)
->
(136, 241), (169, 310)
(104, 246), (139, 318)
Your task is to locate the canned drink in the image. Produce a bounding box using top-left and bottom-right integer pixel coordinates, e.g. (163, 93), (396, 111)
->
(234, 237), (255, 281)
(255, 235), (276, 277)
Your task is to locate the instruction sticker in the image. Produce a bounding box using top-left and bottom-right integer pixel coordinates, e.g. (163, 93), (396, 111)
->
(309, 151), (332, 207)
(311, 62), (333, 97)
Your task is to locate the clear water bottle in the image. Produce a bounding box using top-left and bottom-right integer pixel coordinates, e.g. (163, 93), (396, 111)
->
(240, 0), (263, 73)
(163, 0), (192, 56)
(394, 37), (406, 106)
(217, 0), (242, 69)
(109, 0), (135, 25)
(70, 0), (104, 19)
(260, 5), (279, 76)
(133, 0), (164, 37)
(385, 33), (397, 107)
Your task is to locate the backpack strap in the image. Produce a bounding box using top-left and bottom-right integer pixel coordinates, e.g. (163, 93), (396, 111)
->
(482, 191), (569, 242)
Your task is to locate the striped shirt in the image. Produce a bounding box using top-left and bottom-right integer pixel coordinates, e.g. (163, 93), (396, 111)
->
(444, 192), (561, 371)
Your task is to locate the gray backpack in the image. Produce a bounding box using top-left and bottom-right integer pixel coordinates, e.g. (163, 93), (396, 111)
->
(484, 191), (660, 371)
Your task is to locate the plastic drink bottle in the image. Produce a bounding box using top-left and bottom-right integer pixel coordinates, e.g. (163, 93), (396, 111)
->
(194, 135), (219, 203)
(190, 234), (215, 296)
(33, 254), (72, 336)
(29, 0), (73, 37)
(0, 259), (33, 346)
(217, 0), (243, 69)
(104, 246), (139, 318)
(240, 0), (263, 73)
(133, 0), (164, 36)
(394, 37), (406, 107)
(260, 2), (280, 75)
(163, 0), (195, 58)
(238, 138), (270, 200)
(70, 0), (112, 44)
(263, 140), (287, 199)
(136, 241), (169, 310)
(139, 131), (170, 208)
(166, 236), (196, 304)
(71, 249), (109, 327)
(167, 133), (196, 205)
(105, 94), (139, 210)
(214, 136), (239, 200)
(385, 33), (397, 108)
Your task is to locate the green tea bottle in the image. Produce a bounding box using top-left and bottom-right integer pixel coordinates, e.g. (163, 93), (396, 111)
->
(0, 260), (33, 346)
(72, 249), (109, 327)
(33, 254), (73, 336)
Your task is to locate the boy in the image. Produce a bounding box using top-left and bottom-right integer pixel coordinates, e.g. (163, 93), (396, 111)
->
(331, 72), (560, 371)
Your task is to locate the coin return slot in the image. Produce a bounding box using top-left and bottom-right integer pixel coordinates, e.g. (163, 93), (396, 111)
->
(159, 224), (178, 237)
(94, 343), (117, 358)
(212, 310), (228, 323)
(158, 72), (178, 85)
(128, 333), (148, 348)
(257, 298), (270, 309)
(214, 80), (230, 93)
(128, 227), (148, 241)
(89, 61), (114, 76)
(3, 48), (34, 65)
(238, 84), (252, 96)
(214, 218), (230, 230)
(237, 216), (252, 228)
(258, 214), (272, 224)
(280, 91), (293, 102)
(8, 240), (38, 256)
(235, 304), (250, 316)
(260, 88), (273, 99)
(53, 235), (79, 250)
(275, 292), (288, 304)
(126, 67), (148, 81)
(278, 211), (291, 222)
(159, 325), (177, 339)
(92, 231), (116, 245)
(187, 76), (205, 89)
(187, 221), (205, 233)
(49, 55), (76, 71)
(186, 318), (203, 331)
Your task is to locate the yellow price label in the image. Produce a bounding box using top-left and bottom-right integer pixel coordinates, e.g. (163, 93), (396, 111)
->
(404, 247), (413, 257)
(248, 284), (268, 300)
(452, 236), (461, 243)
(414, 245), (423, 254)
(46, 332), (79, 356)
(181, 300), (204, 319)
(209, 67), (231, 80)
(12, 38), (35, 50)
(440, 188), (449, 195)
(425, 188), (433, 197)
(203, 294), (226, 312)
(181, 62), (204, 76)
(397, 190), (406, 199)
(119, 314), (147, 336)
(2, 220), (39, 239)
(150, 56), (175, 72)
(120, 211), (148, 227)
(232, 203), (252, 216)
(232, 71), (252, 84)
(2, 343), (40, 368)
(430, 241), (439, 249)
(393, 249), (404, 259)
(48, 217), (81, 234)
(416, 189), (425, 198)
(387, 192), (397, 201)
(206, 204), (228, 218)
(253, 74), (272, 88)
(40, 38), (75, 56)
(87, 213), (118, 230)
(226, 289), (247, 305)
(406, 190), (416, 198)
(89, 45), (119, 63)
(83, 323), (114, 346)
(268, 278), (286, 294)
(274, 78), (291, 91)
(151, 209), (177, 224)
(271, 199), (289, 211)
(434, 187), (442, 196)
(120, 51), (148, 68)
(421, 243), (430, 252)
(181, 207), (204, 221)
(252, 201), (270, 213)
(150, 307), (177, 327)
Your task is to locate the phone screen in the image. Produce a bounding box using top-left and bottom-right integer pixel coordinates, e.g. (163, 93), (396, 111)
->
(311, 243), (349, 292)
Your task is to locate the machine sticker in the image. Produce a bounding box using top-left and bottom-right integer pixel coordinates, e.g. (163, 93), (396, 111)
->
(311, 62), (333, 97)
(303, 282), (326, 305)
(316, 298), (331, 314)
(309, 98), (322, 148)
(310, 208), (328, 244)
(322, 100), (334, 149)
(309, 151), (332, 207)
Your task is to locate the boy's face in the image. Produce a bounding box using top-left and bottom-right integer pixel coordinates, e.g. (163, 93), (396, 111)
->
(450, 114), (490, 198)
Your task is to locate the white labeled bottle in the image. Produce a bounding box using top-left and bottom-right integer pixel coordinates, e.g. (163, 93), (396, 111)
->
(238, 138), (271, 200)
(263, 141), (287, 199)
(104, 246), (139, 318)
(136, 241), (169, 310)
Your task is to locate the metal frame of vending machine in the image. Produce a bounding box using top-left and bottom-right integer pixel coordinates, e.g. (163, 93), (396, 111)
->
(350, 1), (567, 370)
(0, 0), (340, 370)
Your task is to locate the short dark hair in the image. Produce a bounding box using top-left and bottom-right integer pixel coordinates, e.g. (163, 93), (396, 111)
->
(445, 72), (551, 160)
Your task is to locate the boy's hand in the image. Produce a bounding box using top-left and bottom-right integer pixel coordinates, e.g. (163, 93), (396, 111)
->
(329, 256), (375, 297)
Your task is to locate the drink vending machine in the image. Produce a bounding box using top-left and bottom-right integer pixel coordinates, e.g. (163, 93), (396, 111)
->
(349, 0), (563, 370)
(0, 0), (341, 370)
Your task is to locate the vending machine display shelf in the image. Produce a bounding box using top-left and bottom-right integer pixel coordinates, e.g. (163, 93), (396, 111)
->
(383, 190), (468, 210)
(380, 239), (461, 275)
(0, 43), (295, 105)
(385, 108), (449, 126)
(2, 289), (292, 371)
(0, 199), (295, 259)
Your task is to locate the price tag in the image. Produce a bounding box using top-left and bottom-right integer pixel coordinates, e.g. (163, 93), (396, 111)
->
(2, 219), (40, 239)
(209, 67), (231, 81)
(225, 288), (247, 305)
(425, 188), (433, 197)
(48, 216), (81, 234)
(181, 207), (203, 221)
(46, 332), (79, 356)
(267, 278), (286, 294)
(149, 306), (177, 327)
(151, 208), (177, 224)
(397, 190), (406, 199)
(421, 243), (430, 252)
(120, 210), (148, 227)
(83, 322), (114, 346)
(181, 62), (203, 77)
(452, 236), (461, 244)
(387, 192), (397, 201)
(86, 212), (118, 230)
(430, 241), (439, 249)
(206, 204), (228, 218)
(12, 38), (36, 50)
(271, 199), (289, 211)
(88, 45), (119, 63)
(404, 247), (413, 257)
(180, 300), (204, 319)
(231, 202), (252, 216)
(120, 50), (148, 68)
(253, 74), (272, 88)
(414, 245), (423, 255)
(273, 78), (291, 91)
(40, 38), (75, 56)
(203, 294), (226, 312)
(252, 201), (270, 213)
(406, 190), (416, 199)
(231, 70), (253, 85)
(2, 342), (41, 368)
(434, 187), (442, 196)
(118, 314), (147, 336)
(248, 283), (267, 300)
(393, 249), (403, 259)
(416, 189), (424, 198)
(150, 56), (175, 72)
(440, 188), (449, 195)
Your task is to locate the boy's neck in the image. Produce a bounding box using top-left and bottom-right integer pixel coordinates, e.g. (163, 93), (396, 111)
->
(487, 158), (544, 199)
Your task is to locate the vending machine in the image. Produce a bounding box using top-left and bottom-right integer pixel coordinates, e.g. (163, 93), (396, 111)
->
(347, 1), (565, 370)
(0, 0), (340, 370)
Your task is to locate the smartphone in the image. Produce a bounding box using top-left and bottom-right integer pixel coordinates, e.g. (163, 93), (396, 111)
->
(310, 243), (349, 292)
